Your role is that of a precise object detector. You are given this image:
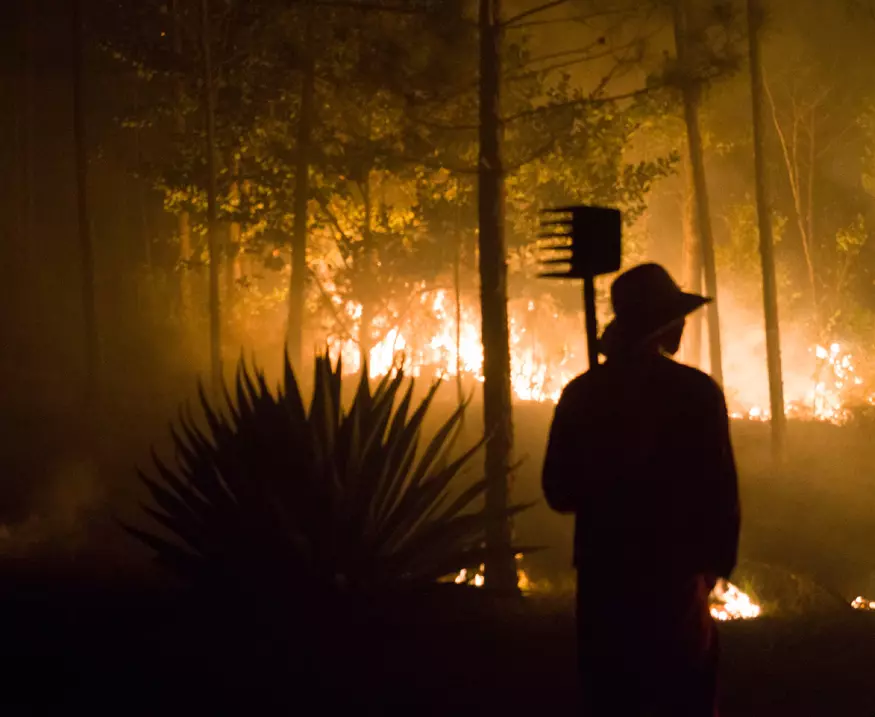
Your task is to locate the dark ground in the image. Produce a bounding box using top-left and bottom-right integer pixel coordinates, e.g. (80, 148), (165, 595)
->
(0, 567), (873, 716)
(1, 384), (874, 715)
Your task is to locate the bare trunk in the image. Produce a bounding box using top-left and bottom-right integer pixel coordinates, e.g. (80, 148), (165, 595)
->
(478, 0), (517, 592)
(172, 0), (193, 322)
(201, 0), (222, 392)
(763, 76), (818, 324)
(806, 112), (817, 331)
(748, 0), (785, 460)
(178, 212), (193, 317)
(73, 0), (99, 421)
(359, 170), (374, 369)
(225, 216), (239, 331)
(133, 86), (151, 269)
(226, 157), (241, 336)
(288, 11), (315, 372)
(454, 230), (464, 410)
(681, 155), (702, 366)
(23, 0), (36, 274)
(673, 0), (723, 386)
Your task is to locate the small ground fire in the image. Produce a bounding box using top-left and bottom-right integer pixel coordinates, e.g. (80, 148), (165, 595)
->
(453, 560), (761, 621)
(851, 596), (875, 611)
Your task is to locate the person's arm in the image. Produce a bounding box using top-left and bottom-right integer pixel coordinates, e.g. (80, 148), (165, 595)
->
(708, 385), (741, 580)
(541, 384), (582, 513)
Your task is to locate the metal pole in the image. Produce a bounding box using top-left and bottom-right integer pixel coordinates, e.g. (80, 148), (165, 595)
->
(583, 275), (598, 369)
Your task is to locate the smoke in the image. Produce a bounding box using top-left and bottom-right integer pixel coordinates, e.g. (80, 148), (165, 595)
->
(709, 288), (821, 415)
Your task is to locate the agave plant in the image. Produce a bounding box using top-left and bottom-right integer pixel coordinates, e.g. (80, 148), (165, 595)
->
(127, 352), (530, 597)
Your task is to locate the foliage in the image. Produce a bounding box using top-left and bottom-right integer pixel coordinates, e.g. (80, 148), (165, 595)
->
(126, 353), (532, 596)
(717, 199), (788, 280)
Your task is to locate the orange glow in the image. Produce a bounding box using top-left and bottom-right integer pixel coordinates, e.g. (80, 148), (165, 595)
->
(851, 596), (875, 611)
(319, 289), (873, 423)
(709, 580), (761, 621)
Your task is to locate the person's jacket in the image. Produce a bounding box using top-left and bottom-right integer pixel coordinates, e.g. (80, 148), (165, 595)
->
(542, 353), (740, 583)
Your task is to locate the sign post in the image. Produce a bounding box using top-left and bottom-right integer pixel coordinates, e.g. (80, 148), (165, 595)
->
(539, 205), (622, 369)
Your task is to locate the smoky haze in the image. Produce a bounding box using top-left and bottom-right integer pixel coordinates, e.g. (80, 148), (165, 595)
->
(0, 0), (874, 605)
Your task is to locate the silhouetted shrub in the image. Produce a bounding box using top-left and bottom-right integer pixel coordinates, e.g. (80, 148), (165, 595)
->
(126, 352), (530, 605)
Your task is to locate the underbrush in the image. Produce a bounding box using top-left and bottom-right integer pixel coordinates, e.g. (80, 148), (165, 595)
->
(1, 384), (872, 604)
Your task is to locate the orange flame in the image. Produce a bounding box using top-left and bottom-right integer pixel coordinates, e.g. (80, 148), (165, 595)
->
(324, 292), (873, 424)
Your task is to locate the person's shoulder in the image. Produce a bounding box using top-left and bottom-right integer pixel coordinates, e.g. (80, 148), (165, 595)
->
(560, 370), (590, 395)
(557, 368), (600, 402)
(662, 358), (726, 403)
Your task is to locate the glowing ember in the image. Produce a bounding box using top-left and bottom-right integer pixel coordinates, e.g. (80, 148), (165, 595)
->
(454, 554), (533, 592)
(851, 596), (875, 611)
(709, 580), (761, 621)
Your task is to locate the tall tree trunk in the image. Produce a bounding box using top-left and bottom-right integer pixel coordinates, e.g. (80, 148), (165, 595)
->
(14, 9), (24, 259)
(225, 156), (241, 341)
(288, 11), (314, 372)
(73, 0), (99, 420)
(681, 154), (702, 366)
(454, 230), (465, 411)
(133, 86), (152, 269)
(748, 0), (785, 460)
(23, 0), (36, 276)
(200, 0), (222, 393)
(478, 0), (517, 592)
(172, 0), (193, 323)
(763, 77), (819, 328)
(673, 0), (724, 385)
(359, 169), (374, 369)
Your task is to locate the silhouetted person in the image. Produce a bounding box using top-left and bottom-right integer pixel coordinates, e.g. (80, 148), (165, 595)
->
(542, 263), (740, 717)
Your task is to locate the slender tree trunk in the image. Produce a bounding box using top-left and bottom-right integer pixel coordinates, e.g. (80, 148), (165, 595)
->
(454, 230), (464, 411)
(73, 0), (99, 420)
(478, 0), (517, 592)
(806, 112), (818, 334)
(763, 77), (819, 326)
(225, 156), (241, 340)
(14, 14), (24, 257)
(133, 86), (152, 269)
(681, 155), (703, 366)
(200, 0), (222, 393)
(24, 0), (36, 275)
(748, 0), (785, 460)
(673, 0), (723, 385)
(178, 211), (193, 315)
(288, 11), (315, 371)
(172, 0), (193, 323)
(359, 169), (374, 369)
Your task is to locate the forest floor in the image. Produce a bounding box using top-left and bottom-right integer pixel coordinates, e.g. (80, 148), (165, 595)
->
(2, 395), (874, 715)
(0, 565), (872, 716)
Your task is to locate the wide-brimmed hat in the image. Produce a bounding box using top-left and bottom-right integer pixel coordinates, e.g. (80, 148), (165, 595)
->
(599, 263), (711, 357)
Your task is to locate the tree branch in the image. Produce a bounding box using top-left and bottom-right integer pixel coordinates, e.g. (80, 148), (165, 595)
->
(406, 115), (480, 132)
(306, 0), (432, 14)
(396, 154), (479, 175)
(313, 191), (357, 265)
(309, 267), (355, 340)
(503, 81), (650, 125)
(502, 0), (572, 28)
(764, 71), (818, 307)
(516, 43), (610, 69)
(505, 26), (654, 83)
(505, 6), (642, 30)
(506, 135), (560, 173)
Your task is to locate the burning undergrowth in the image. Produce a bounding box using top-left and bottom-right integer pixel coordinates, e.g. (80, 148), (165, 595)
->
(312, 284), (875, 426)
(452, 555), (763, 621)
